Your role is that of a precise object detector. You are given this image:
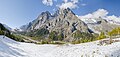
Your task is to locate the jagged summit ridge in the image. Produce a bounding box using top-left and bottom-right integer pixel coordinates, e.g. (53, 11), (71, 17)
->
(34, 8), (88, 32)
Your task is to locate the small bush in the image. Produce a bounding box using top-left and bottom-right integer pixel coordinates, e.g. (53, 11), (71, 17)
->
(41, 40), (49, 44)
(97, 32), (106, 40)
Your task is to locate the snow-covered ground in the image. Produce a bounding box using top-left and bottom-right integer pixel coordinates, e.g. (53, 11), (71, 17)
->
(0, 35), (120, 57)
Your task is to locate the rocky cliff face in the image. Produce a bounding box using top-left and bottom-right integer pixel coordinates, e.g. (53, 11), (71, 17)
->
(20, 8), (91, 41)
(31, 8), (89, 32)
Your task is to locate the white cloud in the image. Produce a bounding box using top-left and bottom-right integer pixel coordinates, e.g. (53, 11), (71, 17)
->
(41, 0), (83, 9)
(59, 2), (78, 9)
(93, 9), (108, 18)
(79, 9), (108, 19)
(71, 0), (78, 3)
(58, 0), (79, 9)
(79, 14), (92, 19)
(42, 0), (53, 6)
(78, 9), (120, 24)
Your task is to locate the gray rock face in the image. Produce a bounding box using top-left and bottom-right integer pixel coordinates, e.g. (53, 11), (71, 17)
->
(20, 20), (35, 31)
(21, 8), (90, 40)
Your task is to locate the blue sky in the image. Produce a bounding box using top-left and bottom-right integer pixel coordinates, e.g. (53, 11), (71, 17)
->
(0, 0), (120, 28)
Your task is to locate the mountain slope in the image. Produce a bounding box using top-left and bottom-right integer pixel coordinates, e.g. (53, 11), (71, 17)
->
(80, 18), (120, 34)
(20, 8), (92, 42)
(0, 23), (10, 35)
(3, 24), (12, 31)
(0, 35), (120, 57)
(25, 8), (89, 33)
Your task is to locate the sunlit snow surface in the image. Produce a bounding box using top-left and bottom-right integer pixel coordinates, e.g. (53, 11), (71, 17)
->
(0, 35), (120, 57)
